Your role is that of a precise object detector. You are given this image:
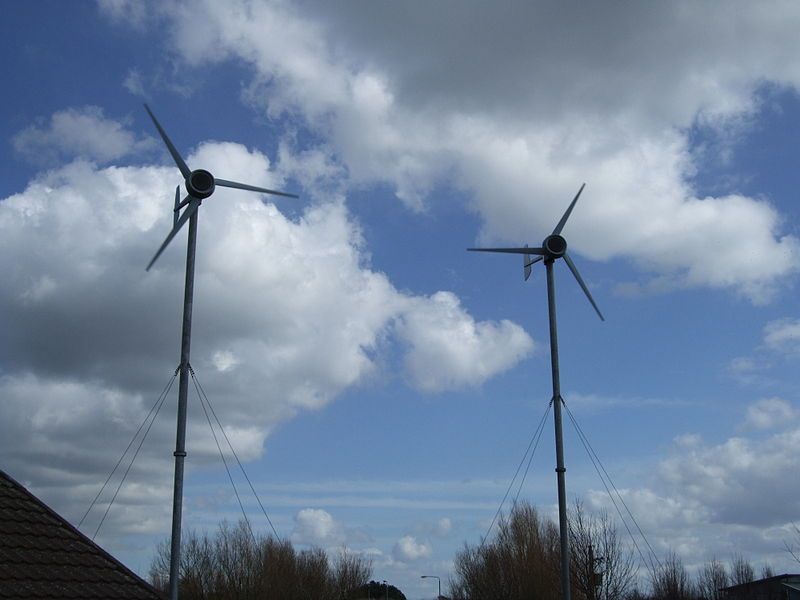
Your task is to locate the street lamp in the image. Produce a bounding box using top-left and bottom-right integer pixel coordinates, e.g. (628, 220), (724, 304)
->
(383, 580), (389, 600)
(421, 575), (441, 599)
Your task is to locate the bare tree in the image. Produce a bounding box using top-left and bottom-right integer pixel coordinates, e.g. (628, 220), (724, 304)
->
(730, 554), (755, 587)
(450, 502), (560, 600)
(785, 523), (800, 566)
(650, 551), (694, 600)
(332, 548), (374, 599)
(569, 500), (638, 600)
(760, 564), (775, 580)
(697, 558), (728, 600)
(149, 519), (372, 600)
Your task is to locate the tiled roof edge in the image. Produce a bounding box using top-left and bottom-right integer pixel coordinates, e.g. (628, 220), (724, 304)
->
(0, 468), (166, 599)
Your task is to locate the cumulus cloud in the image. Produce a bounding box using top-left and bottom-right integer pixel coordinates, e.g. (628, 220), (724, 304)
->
(579, 402), (800, 570)
(727, 356), (770, 386)
(137, 0), (800, 302)
(763, 318), (800, 354)
(123, 69), (148, 98)
(392, 535), (432, 562)
(657, 428), (800, 527)
(291, 508), (345, 546)
(743, 397), (798, 430)
(434, 517), (453, 537)
(397, 292), (533, 392)
(0, 139), (530, 535)
(12, 106), (153, 165)
(96, 0), (151, 29)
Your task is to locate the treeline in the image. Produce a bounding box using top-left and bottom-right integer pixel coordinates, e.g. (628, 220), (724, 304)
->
(648, 551), (775, 600)
(449, 501), (780, 600)
(149, 520), (372, 599)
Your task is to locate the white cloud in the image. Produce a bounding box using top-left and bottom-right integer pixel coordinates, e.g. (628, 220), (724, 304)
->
(397, 292), (533, 392)
(0, 372), (175, 536)
(96, 0), (150, 28)
(0, 140), (530, 535)
(743, 397), (798, 430)
(142, 0), (800, 303)
(434, 517), (453, 537)
(728, 356), (762, 376)
(291, 508), (345, 546)
(657, 429), (800, 527)
(763, 318), (800, 354)
(574, 406), (800, 572)
(276, 143), (346, 198)
(392, 535), (432, 562)
(568, 392), (688, 412)
(123, 68), (148, 98)
(211, 349), (240, 372)
(12, 106), (153, 165)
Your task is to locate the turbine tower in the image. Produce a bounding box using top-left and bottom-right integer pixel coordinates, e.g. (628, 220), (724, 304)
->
(468, 183), (603, 600)
(143, 104), (298, 600)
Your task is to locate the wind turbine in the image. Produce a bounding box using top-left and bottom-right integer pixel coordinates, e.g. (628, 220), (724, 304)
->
(143, 104), (298, 600)
(468, 183), (603, 600)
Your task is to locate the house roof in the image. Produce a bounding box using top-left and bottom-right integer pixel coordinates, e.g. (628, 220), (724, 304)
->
(721, 574), (800, 592)
(0, 469), (164, 599)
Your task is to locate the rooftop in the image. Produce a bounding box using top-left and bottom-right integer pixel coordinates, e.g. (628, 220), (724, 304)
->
(0, 469), (163, 599)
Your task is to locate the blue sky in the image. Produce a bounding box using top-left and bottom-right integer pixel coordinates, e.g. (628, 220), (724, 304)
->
(3, 2), (800, 598)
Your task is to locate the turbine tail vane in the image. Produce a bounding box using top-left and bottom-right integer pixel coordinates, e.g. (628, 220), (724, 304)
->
(524, 254), (543, 281)
(524, 245), (532, 281)
(144, 104), (191, 179)
(146, 197), (199, 271)
(172, 186), (180, 229)
(562, 252), (604, 321)
(552, 183), (585, 235)
(215, 178), (298, 198)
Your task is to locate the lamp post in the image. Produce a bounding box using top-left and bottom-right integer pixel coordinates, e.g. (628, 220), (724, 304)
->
(383, 580), (389, 600)
(421, 575), (441, 598)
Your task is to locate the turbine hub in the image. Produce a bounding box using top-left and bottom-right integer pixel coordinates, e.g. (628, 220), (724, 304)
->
(186, 169), (215, 199)
(543, 234), (567, 258)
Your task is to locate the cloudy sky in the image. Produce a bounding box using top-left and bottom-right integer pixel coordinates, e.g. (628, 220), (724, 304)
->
(3, 1), (800, 597)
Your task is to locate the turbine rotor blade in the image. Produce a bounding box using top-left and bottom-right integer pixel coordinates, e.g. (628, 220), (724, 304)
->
(146, 197), (200, 271)
(215, 178), (299, 198)
(525, 256), (544, 267)
(552, 183), (586, 235)
(175, 196), (191, 211)
(467, 247), (545, 255)
(562, 252), (604, 321)
(144, 104), (191, 179)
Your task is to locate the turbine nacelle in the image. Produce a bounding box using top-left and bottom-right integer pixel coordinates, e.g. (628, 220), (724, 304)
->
(186, 169), (215, 199)
(543, 234), (567, 258)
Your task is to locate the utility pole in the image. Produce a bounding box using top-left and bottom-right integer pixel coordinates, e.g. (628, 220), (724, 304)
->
(589, 542), (604, 600)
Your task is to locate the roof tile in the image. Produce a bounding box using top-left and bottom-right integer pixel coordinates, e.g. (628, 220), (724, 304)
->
(0, 470), (164, 599)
